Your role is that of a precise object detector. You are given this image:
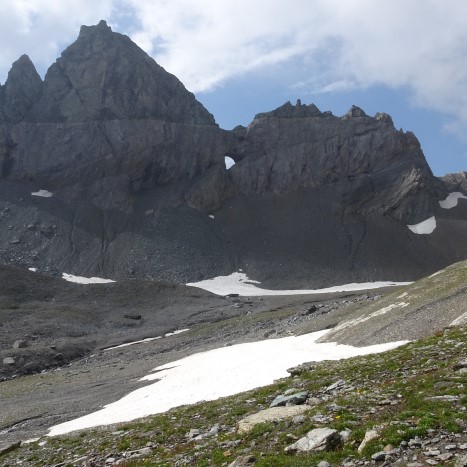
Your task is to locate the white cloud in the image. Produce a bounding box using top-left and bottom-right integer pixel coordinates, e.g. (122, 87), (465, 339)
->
(0, 0), (113, 81)
(1, 0), (467, 137)
(124, 0), (467, 135)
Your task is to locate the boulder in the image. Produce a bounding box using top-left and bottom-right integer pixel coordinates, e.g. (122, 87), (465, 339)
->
(285, 428), (342, 453)
(12, 339), (28, 349)
(270, 391), (309, 407)
(237, 406), (309, 434)
(228, 455), (256, 467)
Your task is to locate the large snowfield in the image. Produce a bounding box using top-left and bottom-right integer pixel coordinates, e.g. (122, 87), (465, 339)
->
(187, 272), (411, 296)
(48, 330), (407, 436)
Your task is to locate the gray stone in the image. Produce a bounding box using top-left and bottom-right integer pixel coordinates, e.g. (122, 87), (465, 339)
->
(317, 462), (331, 467)
(426, 395), (459, 402)
(13, 339), (28, 349)
(284, 428), (342, 453)
(326, 379), (346, 391)
(3, 357), (15, 365)
(237, 406), (308, 433)
(371, 451), (387, 461)
(287, 362), (314, 376)
(424, 449), (441, 456)
(292, 415), (307, 425)
(270, 391), (308, 407)
(454, 455), (467, 467)
(358, 428), (381, 452)
(453, 360), (467, 370)
(436, 453), (453, 461)
(186, 428), (200, 439)
(228, 455), (256, 467)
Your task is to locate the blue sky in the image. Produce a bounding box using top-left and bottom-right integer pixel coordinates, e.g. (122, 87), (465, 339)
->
(1, 0), (466, 176)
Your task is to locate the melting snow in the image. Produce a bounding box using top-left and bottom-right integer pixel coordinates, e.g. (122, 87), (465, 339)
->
(439, 192), (467, 209)
(31, 189), (53, 198)
(333, 302), (410, 331)
(62, 273), (115, 284)
(104, 329), (189, 351)
(429, 270), (442, 278)
(48, 330), (407, 436)
(450, 312), (467, 326)
(407, 216), (436, 234)
(225, 156), (235, 169)
(187, 272), (411, 297)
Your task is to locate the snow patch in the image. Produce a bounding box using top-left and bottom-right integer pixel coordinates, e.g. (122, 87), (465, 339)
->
(104, 329), (189, 351)
(439, 192), (467, 209)
(429, 270), (442, 278)
(209, 214), (215, 219)
(62, 273), (115, 284)
(333, 302), (410, 331)
(31, 189), (53, 198)
(48, 330), (407, 436)
(187, 272), (411, 297)
(407, 216), (436, 234)
(225, 156), (235, 169)
(28, 267), (37, 272)
(450, 312), (467, 326)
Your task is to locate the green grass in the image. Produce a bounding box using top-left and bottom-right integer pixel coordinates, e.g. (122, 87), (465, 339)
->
(1, 325), (466, 466)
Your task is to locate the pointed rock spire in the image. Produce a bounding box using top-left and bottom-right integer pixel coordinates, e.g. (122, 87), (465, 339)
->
(24, 21), (215, 125)
(1, 54), (43, 123)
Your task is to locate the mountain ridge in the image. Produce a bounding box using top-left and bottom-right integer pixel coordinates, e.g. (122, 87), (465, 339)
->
(0, 20), (466, 287)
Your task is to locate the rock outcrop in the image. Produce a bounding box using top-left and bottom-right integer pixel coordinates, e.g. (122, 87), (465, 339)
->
(0, 21), (466, 286)
(228, 101), (445, 223)
(0, 21), (230, 211)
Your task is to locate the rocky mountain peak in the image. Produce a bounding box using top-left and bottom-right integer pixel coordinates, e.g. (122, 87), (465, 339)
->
(0, 54), (43, 123)
(341, 105), (367, 119)
(254, 100), (323, 119)
(13, 21), (215, 125)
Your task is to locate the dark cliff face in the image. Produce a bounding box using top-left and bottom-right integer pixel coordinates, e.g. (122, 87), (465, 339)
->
(0, 22), (466, 287)
(226, 102), (445, 222)
(0, 21), (226, 210)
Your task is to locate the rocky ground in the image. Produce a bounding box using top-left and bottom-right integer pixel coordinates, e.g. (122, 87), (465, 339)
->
(1, 325), (465, 466)
(2, 261), (467, 465)
(1, 262), (388, 448)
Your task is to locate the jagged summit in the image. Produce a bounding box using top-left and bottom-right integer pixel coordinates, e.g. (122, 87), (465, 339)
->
(1, 20), (215, 125)
(254, 101), (394, 125)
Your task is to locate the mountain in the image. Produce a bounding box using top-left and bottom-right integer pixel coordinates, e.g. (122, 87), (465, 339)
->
(1, 21), (467, 287)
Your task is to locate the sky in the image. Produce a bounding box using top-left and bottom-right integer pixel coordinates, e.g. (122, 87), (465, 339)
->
(0, 0), (466, 176)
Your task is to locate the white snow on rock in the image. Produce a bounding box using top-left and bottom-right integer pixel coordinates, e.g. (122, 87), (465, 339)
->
(332, 302), (410, 332)
(187, 272), (411, 297)
(62, 273), (115, 284)
(439, 192), (467, 209)
(450, 312), (467, 326)
(31, 189), (53, 198)
(48, 330), (407, 436)
(225, 156), (235, 169)
(209, 214), (215, 219)
(407, 216), (436, 234)
(28, 267), (37, 272)
(104, 329), (189, 351)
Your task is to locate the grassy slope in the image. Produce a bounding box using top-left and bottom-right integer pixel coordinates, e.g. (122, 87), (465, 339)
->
(2, 325), (466, 466)
(316, 259), (467, 345)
